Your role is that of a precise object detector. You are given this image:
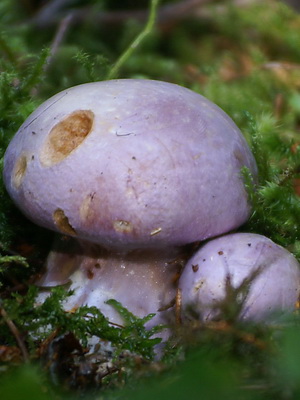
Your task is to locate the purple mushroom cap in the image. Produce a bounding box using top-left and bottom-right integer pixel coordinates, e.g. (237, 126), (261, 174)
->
(3, 79), (257, 250)
(178, 233), (300, 321)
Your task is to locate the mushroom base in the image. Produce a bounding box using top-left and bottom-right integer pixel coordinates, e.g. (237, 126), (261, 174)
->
(35, 236), (189, 341)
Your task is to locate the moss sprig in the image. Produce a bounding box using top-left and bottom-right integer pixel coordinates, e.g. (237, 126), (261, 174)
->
(0, 286), (162, 361)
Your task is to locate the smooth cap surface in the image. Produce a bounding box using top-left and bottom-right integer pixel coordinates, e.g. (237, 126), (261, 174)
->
(179, 233), (300, 321)
(3, 79), (257, 249)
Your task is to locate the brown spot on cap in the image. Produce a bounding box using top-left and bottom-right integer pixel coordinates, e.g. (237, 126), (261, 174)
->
(80, 193), (96, 221)
(233, 149), (244, 165)
(12, 154), (27, 188)
(194, 280), (205, 292)
(87, 269), (94, 279)
(192, 264), (199, 272)
(40, 110), (94, 166)
(53, 208), (77, 236)
(113, 220), (133, 234)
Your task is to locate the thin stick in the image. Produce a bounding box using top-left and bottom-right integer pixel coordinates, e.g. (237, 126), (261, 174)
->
(0, 306), (30, 362)
(83, 0), (212, 26)
(175, 288), (182, 326)
(32, 0), (217, 28)
(45, 13), (74, 72)
(106, 0), (160, 80)
(33, 0), (75, 27)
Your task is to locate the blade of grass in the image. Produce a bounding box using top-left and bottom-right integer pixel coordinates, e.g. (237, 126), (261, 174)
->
(106, 0), (160, 80)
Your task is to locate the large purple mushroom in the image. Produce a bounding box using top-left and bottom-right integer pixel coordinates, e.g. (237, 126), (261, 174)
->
(3, 79), (257, 331)
(179, 233), (300, 322)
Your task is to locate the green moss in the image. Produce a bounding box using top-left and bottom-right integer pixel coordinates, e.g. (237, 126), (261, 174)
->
(2, 0), (300, 398)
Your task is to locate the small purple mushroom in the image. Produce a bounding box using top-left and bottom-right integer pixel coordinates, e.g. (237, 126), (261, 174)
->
(3, 79), (257, 331)
(178, 233), (300, 322)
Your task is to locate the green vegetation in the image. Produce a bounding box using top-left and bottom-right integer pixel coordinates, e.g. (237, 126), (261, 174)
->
(1, 0), (300, 398)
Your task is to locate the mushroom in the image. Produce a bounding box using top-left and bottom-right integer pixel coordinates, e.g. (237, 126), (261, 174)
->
(178, 233), (300, 322)
(3, 79), (257, 336)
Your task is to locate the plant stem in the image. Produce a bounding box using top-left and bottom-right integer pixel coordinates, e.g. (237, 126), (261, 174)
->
(106, 0), (160, 80)
(0, 306), (30, 362)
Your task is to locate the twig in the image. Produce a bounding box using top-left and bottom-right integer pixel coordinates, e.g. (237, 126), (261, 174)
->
(45, 12), (74, 72)
(89, 0), (214, 26)
(206, 320), (266, 350)
(106, 0), (160, 80)
(32, 0), (218, 29)
(0, 306), (30, 362)
(32, 0), (76, 27)
(175, 288), (182, 326)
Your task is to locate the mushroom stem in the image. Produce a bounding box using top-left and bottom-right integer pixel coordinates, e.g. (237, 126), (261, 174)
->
(36, 236), (186, 329)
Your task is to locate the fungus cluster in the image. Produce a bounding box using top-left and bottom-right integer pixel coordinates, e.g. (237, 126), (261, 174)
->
(3, 79), (299, 348)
